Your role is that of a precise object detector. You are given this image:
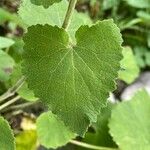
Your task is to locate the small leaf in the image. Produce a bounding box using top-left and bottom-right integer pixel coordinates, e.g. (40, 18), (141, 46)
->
(0, 50), (15, 81)
(102, 0), (119, 10)
(147, 33), (150, 48)
(109, 90), (150, 150)
(119, 47), (139, 84)
(124, 0), (150, 8)
(31, 0), (62, 8)
(36, 111), (75, 149)
(18, 0), (92, 42)
(137, 11), (150, 24)
(0, 8), (24, 27)
(145, 52), (150, 66)
(134, 46), (147, 68)
(11, 63), (38, 101)
(0, 117), (15, 150)
(0, 36), (14, 49)
(22, 20), (122, 135)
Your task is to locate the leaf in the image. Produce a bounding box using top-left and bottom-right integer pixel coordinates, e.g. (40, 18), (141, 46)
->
(81, 103), (117, 149)
(148, 33), (150, 48)
(109, 90), (150, 150)
(36, 111), (75, 149)
(0, 36), (15, 49)
(11, 63), (38, 101)
(0, 50), (15, 81)
(9, 39), (24, 63)
(22, 20), (123, 135)
(16, 130), (37, 150)
(124, 0), (150, 8)
(137, 11), (150, 24)
(134, 46), (150, 68)
(145, 52), (150, 66)
(0, 8), (24, 27)
(102, 0), (119, 10)
(18, 0), (92, 42)
(0, 117), (15, 150)
(134, 46), (146, 68)
(31, 0), (62, 8)
(118, 47), (139, 84)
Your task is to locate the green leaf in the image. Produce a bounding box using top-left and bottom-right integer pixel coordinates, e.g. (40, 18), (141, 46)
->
(145, 52), (150, 66)
(16, 130), (37, 150)
(36, 111), (75, 149)
(0, 50), (15, 81)
(134, 46), (150, 68)
(18, 0), (92, 42)
(9, 39), (24, 63)
(109, 90), (150, 150)
(102, 0), (119, 10)
(124, 0), (150, 8)
(0, 36), (15, 49)
(148, 33), (150, 48)
(81, 103), (117, 149)
(137, 11), (150, 24)
(0, 8), (24, 27)
(0, 117), (15, 150)
(31, 0), (62, 8)
(134, 46), (146, 68)
(11, 63), (38, 101)
(119, 47), (139, 84)
(22, 20), (123, 135)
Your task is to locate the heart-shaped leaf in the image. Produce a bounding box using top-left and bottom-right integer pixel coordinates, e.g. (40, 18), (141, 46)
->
(22, 20), (122, 135)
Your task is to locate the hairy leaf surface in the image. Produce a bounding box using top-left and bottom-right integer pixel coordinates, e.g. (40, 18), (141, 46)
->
(0, 117), (15, 150)
(109, 90), (150, 150)
(31, 0), (62, 8)
(36, 111), (75, 148)
(23, 20), (122, 135)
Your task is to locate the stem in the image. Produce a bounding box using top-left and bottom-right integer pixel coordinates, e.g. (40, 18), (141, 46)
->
(62, 0), (77, 29)
(0, 76), (25, 103)
(0, 95), (21, 112)
(70, 140), (119, 150)
(8, 101), (38, 110)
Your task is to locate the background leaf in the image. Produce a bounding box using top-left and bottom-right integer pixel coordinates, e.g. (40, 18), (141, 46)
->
(137, 11), (150, 24)
(0, 50), (15, 81)
(36, 111), (75, 149)
(124, 0), (150, 8)
(119, 47), (139, 84)
(102, 0), (119, 10)
(0, 8), (24, 27)
(134, 46), (150, 68)
(109, 90), (150, 150)
(79, 103), (117, 150)
(18, 0), (92, 42)
(0, 36), (15, 49)
(0, 117), (15, 150)
(11, 63), (38, 101)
